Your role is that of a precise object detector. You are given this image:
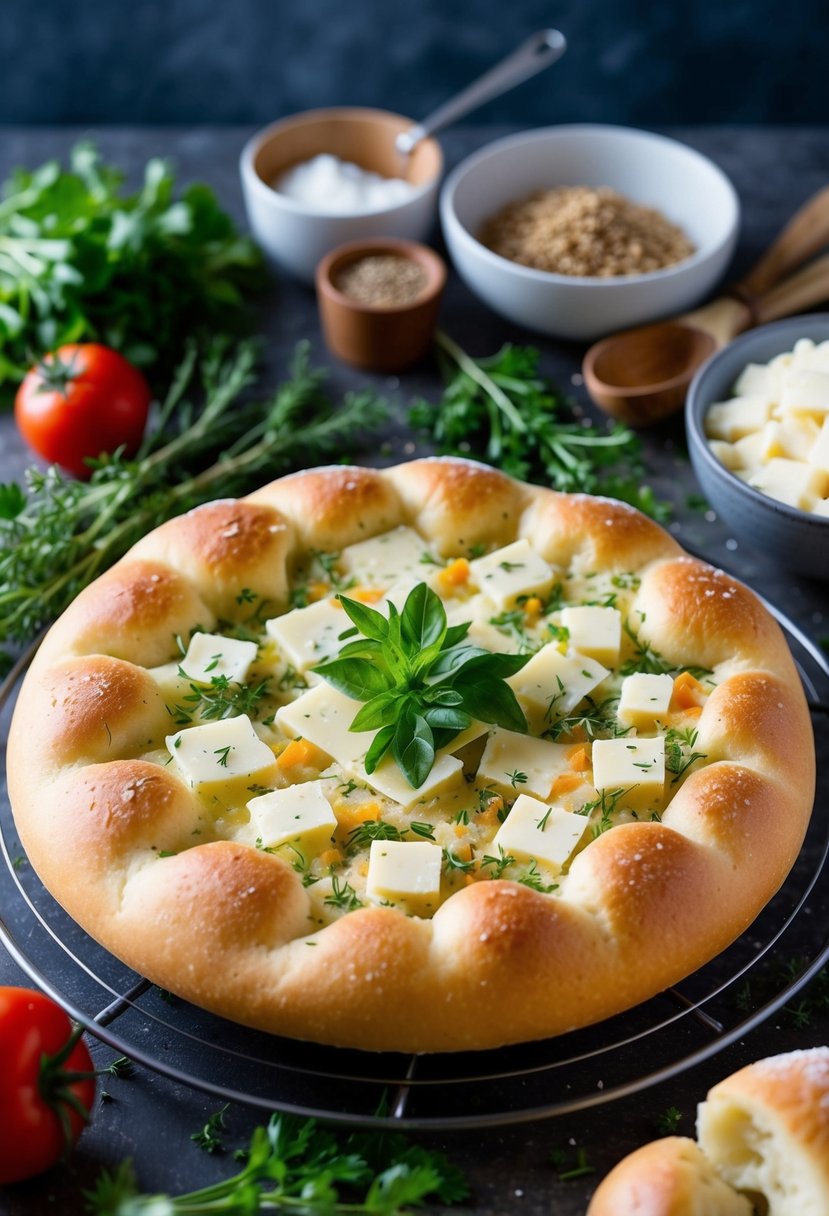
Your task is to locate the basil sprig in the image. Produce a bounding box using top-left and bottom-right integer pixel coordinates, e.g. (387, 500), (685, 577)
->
(313, 583), (530, 789)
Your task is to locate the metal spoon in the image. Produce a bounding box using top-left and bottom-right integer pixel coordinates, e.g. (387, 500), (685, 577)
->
(395, 29), (567, 157)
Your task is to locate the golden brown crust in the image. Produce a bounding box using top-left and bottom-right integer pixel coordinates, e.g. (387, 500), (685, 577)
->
(130, 500), (295, 618)
(7, 457), (815, 1052)
(586, 1137), (753, 1216)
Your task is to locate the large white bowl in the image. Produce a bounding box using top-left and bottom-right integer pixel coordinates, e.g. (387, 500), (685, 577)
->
(240, 108), (443, 284)
(441, 125), (740, 341)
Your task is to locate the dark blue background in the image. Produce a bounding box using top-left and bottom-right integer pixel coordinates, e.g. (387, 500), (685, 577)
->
(2, 0), (827, 126)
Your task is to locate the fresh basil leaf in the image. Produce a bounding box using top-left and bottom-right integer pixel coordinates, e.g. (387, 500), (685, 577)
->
(393, 711), (435, 790)
(422, 705), (471, 732)
(422, 687), (464, 706)
(364, 724), (395, 774)
(455, 678), (528, 733)
(333, 637), (387, 661)
(313, 657), (393, 701)
(0, 483), (25, 520)
(443, 621), (472, 647)
(452, 650), (531, 679)
(350, 691), (403, 732)
(428, 643), (492, 677)
(337, 594), (389, 642)
(400, 582), (446, 652)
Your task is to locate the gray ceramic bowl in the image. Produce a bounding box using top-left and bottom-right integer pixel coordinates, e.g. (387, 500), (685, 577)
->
(686, 314), (829, 581)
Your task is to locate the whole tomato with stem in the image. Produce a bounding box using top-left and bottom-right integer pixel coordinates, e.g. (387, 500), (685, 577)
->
(0, 986), (96, 1184)
(14, 343), (152, 479)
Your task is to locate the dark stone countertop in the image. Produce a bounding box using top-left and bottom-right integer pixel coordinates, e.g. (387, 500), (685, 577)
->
(0, 126), (827, 1216)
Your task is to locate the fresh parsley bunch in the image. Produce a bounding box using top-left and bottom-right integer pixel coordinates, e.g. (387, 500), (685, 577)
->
(410, 332), (670, 522)
(85, 1111), (468, 1214)
(0, 142), (264, 393)
(314, 583), (529, 788)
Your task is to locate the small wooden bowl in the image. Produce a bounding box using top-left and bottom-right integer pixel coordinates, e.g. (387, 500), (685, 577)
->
(316, 238), (447, 372)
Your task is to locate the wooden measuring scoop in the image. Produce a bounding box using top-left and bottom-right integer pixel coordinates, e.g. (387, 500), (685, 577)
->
(582, 187), (829, 426)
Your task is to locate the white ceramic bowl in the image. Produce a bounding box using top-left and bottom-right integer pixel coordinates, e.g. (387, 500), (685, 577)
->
(240, 108), (443, 284)
(441, 124), (740, 341)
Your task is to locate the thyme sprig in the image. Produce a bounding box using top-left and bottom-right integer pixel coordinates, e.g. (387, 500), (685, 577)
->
(0, 341), (387, 656)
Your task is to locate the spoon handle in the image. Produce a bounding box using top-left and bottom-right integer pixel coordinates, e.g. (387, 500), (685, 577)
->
(734, 186), (829, 298)
(396, 30), (566, 155)
(752, 250), (829, 324)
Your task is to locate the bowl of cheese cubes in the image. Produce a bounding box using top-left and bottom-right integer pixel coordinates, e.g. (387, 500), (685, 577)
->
(686, 314), (829, 579)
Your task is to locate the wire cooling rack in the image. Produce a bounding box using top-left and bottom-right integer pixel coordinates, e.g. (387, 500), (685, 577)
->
(1, 602), (827, 1131)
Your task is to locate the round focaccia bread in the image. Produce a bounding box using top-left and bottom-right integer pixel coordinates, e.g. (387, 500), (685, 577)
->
(7, 458), (815, 1052)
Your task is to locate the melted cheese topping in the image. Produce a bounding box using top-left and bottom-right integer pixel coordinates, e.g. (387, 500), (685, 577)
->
(148, 533), (717, 927)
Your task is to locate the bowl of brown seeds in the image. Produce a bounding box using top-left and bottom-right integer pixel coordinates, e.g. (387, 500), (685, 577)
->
(441, 125), (739, 341)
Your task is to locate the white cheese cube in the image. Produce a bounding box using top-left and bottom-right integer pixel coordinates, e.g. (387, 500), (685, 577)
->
(591, 737), (665, 811)
(265, 598), (350, 673)
(708, 440), (742, 471)
(166, 715), (278, 801)
(780, 369), (829, 417)
(247, 780), (337, 857)
(493, 793), (586, 875)
(147, 661), (193, 706)
(339, 527), (432, 588)
(733, 362), (779, 401)
(617, 673), (674, 728)
(508, 644), (609, 729)
(366, 839), (442, 916)
(559, 605), (622, 666)
(759, 418), (820, 463)
(469, 539), (554, 611)
(733, 430), (767, 468)
(746, 458), (829, 509)
(353, 752), (463, 811)
(478, 727), (572, 800)
(180, 632), (257, 685)
(809, 418), (829, 474)
(275, 682), (369, 767)
(705, 396), (771, 442)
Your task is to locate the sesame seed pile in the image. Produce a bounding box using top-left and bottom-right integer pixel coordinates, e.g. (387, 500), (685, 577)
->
(479, 185), (695, 278)
(334, 255), (428, 307)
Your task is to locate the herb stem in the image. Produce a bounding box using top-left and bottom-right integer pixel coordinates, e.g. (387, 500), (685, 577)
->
(435, 329), (527, 435)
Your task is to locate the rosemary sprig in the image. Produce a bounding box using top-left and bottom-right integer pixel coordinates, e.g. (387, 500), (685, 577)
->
(0, 341), (387, 654)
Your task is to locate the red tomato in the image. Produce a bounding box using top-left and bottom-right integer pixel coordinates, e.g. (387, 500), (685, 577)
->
(14, 344), (151, 479)
(0, 986), (96, 1184)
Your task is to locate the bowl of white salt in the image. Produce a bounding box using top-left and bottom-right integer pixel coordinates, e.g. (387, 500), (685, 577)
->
(240, 108), (443, 284)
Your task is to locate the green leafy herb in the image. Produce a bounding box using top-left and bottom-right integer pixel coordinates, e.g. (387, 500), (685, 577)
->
(506, 769), (527, 788)
(410, 333), (669, 520)
(313, 582), (529, 788)
(442, 847), (477, 874)
(0, 340), (387, 649)
(0, 142), (265, 395)
(480, 844), (517, 879)
(550, 1145), (595, 1181)
(191, 1104), (229, 1154)
(578, 787), (630, 837)
(655, 1106), (683, 1135)
(664, 726), (708, 784)
(621, 619), (713, 681)
(545, 694), (625, 741)
(324, 876), (363, 913)
(169, 674), (271, 726)
(517, 860), (558, 894)
(346, 820), (405, 849)
(212, 745), (232, 768)
(84, 1111), (468, 1214)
